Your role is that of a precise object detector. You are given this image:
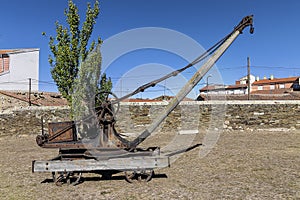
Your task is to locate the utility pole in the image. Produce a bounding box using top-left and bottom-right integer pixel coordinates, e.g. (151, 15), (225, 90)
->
(206, 75), (212, 100)
(247, 57), (250, 100)
(28, 78), (32, 106)
(163, 80), (166, 99)
(120, 79), (122, 97)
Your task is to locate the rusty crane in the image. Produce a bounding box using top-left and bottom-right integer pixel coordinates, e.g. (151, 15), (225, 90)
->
(32, 15), (254, 185)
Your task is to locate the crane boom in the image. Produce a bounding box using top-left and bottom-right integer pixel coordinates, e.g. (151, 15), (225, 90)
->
(128, 15), (254, 148)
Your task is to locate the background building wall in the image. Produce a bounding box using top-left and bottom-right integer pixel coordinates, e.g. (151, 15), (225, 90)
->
(0, 49), (39, 91)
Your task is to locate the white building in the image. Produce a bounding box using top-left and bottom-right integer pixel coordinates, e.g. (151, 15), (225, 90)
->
(199, 74), (256, 95)
(0, 48), (39, 91)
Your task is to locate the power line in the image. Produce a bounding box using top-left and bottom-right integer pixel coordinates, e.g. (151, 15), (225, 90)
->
(251, 65), (300, 69)
(218, 65), (300, 70)
(109, 71), (197, 80)
(31, 79), (57, 85)
(0, 64), (298, 89)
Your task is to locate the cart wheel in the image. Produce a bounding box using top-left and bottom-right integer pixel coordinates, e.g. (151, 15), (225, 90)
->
(52, 171), (77, 186)
(52, 171), (64, 186)
(124, 170), (154, 183)
(124, 171), (137, 183)
(72, 172), (82, 186)
(52, 172), (57, 183)
(139, 170), (154, 182)
(95, 92), (120, 120)
(54, 172), (64, 186)
(65, 172), (82, 186)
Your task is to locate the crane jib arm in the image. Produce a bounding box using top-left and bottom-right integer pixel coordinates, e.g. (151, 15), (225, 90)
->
(128, 15), (254, 148)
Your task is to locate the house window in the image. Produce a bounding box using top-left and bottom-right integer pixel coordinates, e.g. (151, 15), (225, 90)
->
(258, 86), (263, 90)
(0, 54), (9, 74)
(279, 84), (285, 89)
(270, 85), (275, 90)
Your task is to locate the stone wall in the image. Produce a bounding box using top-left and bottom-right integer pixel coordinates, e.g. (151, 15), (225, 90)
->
(0, 101), (300, 136)
(0, 106), (71, 136)
(116, 101), (300, 134)
(221, 101), (300, 131)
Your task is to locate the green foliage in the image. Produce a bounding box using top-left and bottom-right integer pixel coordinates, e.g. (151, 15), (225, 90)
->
(72, 44), (112, 137)
(72, 45), (101, 119)
(96, 74), (113, 106)
(72, 44), (112, 117)
(48, 0), (100, 103)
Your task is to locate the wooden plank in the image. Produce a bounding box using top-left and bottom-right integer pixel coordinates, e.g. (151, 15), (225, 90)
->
(33, 156), (170, 172)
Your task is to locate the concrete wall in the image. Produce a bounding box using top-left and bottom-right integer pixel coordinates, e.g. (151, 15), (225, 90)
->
(0, 101), (299, 136)
(0, 49), (39, 91)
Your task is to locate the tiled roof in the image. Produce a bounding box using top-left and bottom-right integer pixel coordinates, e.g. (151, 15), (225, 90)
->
(0, 48), (39, 54)
(152, 95), (194, 101)
(200, 84), (247, 92)
(122, 96), (194, 102)
(200, 85), (225, 92)
(200, 77), (299, 92)
(226, 84), (248, 89)
(252, 77), (299, 85)
(0, 50), (16, 54)
(0, 90), (195, 106)
(197, 91), (300, 100)
(121, 98), (160, 102)
(251, 88), (293, 94)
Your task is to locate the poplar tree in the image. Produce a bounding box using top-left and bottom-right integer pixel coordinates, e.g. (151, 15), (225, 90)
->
(48, 0), (111, 104)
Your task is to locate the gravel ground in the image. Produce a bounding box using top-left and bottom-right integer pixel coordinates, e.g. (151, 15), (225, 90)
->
(0, 130), (299, 200)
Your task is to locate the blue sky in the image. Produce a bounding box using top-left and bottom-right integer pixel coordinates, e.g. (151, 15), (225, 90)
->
(1, 0), (300, 97)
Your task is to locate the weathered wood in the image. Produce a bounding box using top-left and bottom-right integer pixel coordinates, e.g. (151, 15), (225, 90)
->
(33, 156), (170, 172)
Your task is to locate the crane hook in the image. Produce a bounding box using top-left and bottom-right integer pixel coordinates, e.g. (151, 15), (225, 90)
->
(250, 25), (254, 34)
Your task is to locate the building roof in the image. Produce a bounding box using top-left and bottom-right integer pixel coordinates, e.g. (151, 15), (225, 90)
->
(200, 85), (225, 92)
(252, 77), (299, 85)
(0, 50), (15, 54)
(0, 48), (39, 55)
(251, 88), (293, 94)
(226, 84), (248, 89)
(200, 84), (247, 92)
(123, 95), (195, 102)
(121, 98), (160, 102)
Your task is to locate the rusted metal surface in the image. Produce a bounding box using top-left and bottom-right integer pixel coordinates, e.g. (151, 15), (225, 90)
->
(48, 121), (77, 143)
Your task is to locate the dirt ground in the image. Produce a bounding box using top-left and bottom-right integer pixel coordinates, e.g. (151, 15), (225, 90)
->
(0, 130), (299, 200)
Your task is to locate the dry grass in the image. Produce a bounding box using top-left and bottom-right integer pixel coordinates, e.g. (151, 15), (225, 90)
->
(0, 130), (299, 199)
